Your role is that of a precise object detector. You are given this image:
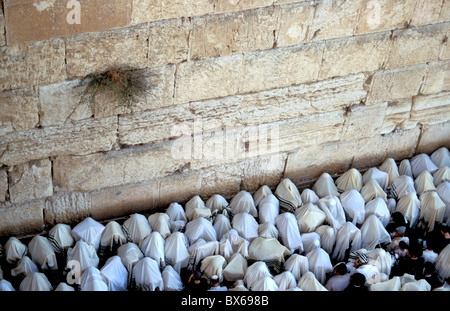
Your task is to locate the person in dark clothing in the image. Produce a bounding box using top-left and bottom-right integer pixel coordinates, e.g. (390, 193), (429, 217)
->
(403, 244), (425, 280)
(185, 270), (208, 292)
(344, 273), (368, 292)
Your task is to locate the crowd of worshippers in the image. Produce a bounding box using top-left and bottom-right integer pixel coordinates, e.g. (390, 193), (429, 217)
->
(0, 147), (449, 291)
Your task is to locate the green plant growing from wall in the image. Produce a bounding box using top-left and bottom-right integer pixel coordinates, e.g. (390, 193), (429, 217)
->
(78, 66), (147, 112)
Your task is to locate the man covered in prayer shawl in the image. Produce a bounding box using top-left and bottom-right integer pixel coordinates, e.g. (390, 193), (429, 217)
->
(347, 251), (380, 286)
(325, 262), (351, 291)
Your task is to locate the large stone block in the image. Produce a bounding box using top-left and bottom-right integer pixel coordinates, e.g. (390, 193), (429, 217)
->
(277, 1), (314, 47)
(0, 1), (5, 46)
(44, 192), (91, 227)
(439, 0), (450, 21)
(366, 64), (427, 105)
(0, 38), (66, 91)
(416, 121), (450, 154)
(440, 27), (450, 60)
(386, 23), (447, 69)
(0, 200), (44, 237)
(420, 60), (450, 95)
(214, 0), (274, 13)
(4, 0), (131, 44)
(381, 99), (417, 134)
(65, 24), (149, 78)
(411, 0), (443, 26)
(356, 0), (417, 35)
(189, 7), (277, 60)
(308, 0), (362, 41)
(320, 32), (391, 80)
(8, 159), (53, 205)
(341, 102), (388, 141)
(410, 92), (450, 125)
(0, 116), (118, 166)
(0, 88), (39, 134)
(0, 167), (7, 203)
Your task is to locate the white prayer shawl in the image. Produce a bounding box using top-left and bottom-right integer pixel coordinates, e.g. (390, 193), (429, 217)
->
(252, 276), (279, 291)
(258, 194), (280, 225)
(294, 203), (326, 233)
(213, 214), (232, 241)
(166, 202), (188, 231)
(140, 232), (165, 269)
(185, 217), (217, 244)
(219, 229), (249, 258)
(366, 248), (394, 277)
(100, 255), (128, 291)
(66, 240), (99, 273)
(11, 256), (38, 277)
(80, 267), (108, 291)
(420, 191), (446, 232)
(435, 243), (450, 279)
(185, 195), (211, 221)
(360, 215), (391, 250)
(400, 279), (431, 291)
(71, 217), (105, 251)
(222, 252), (248, 281)
(315, 225), (336, 255)
(306, 248), (333, 285)
(433, 166), (450, 186)
(253, 185), (273, 207)
(301, 232), (321, 254)
(274, 271), (297, 291)
(229, 190), (258, 217)
(258, 222), (279, 239)
(275, 212), (304, 253)
(200, 255), (227, 282)
(317, 196), (346, 230)
(188, 239), (219, 270)
(369, 276), (401, 291)
(437, 181), (450, 223)
(48, 223), (74, 254)
(5, 237), (27, 264)
(332, 222), (362, 262)
(19, 272), (53, 291)
(410, 153), (439, 178)
(365, 198), (391, 227)
(335, 168), (363, 193)
(388, 175), (416, 200)
(415, 170), (437, 196)
(100, 221), (127, 251)
(164, 232), (190, 274)
(206, 194), (229, 214)
(360, 179), (387, 203)
(396, 192), (421, 227)
(244, 261), (272, 290)
(431, 147), (450, 168)
(55, 283), (75, 291)
(0, 279), (15, 291)
(313, 173), (339, 198)
(162, 265), (184, 291)
(301, 188), (320, 205)
(363, 167), (389, 190)
(28, 235), (58, 271)
(325, 273), (351, 291)
(379, 158), (400, 187)
(122, 214), (152, 247)
(275, 178), (303, 213)
(387, 198), (397, 214)
(232, 212), (259, 242)
(399, 159), (413, 178)
(297, 271), (328, 291)
(284, 254), (309, 282)
(248, 237), (290, 264)
(132, 257), (164, 291)
(340, 190), (366, 226)
(148, 213), (171, 239)
(117, 243), (144, 278)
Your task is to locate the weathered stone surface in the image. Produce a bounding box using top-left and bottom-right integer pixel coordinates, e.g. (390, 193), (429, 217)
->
(341, 102), (388, 141)
(148, 19), (190, 68)
(0, 167), (7, 203)
(0, 200), (44, 237)
(44, 192), (91, 227)
(8, 159), (53, 205)
(421, 60), (450, 95)
(0, 88), (39, 135)
(410, 92), (450, 125)
(0, 116), (118, 167)
(320, 32), (390, 80)
(439, 0), (450, 21)
(366, 64), (427, 105)
(0, 38), (66, 91)
(215, 0), (274, 13)
(189, 7), (277, 60)
(356, 0), (417, 35)
(381, 99), (417, 134)
(308, 0), (362, 41)
(0, 1), (5, 46)
(241, 153), (287, 193)
(277, 1), (314, 47)
(386, 23), (447, 68)
(65, 24), (149, 79)
(4, 0), (131, 44)
(440, 27), (450, 60)
(416, 121), (450, 154)
(411, 0), (443, 26)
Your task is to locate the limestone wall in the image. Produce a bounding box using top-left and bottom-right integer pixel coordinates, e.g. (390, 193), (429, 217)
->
(0, 0), (449, 237)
